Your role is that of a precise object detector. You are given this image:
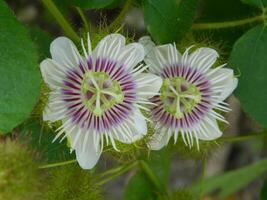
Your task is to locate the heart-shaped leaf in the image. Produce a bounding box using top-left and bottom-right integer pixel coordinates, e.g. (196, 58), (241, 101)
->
(0, 1), (41, 133)
(143, 0), (199, 43)
(229, 25), (267, 128)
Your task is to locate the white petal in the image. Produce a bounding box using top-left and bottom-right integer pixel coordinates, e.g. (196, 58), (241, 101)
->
(118, 43), (145, 71)
(132, 108), (147, 138)
(40, 58), (65, 89)
(50, 37), (81, 69)
(43, 92), (66, 122)
(93, 33), (125, 61)
(196, 115), (222, 141)
(138, 36), (155, 57)
(222, 77), (238, 100)
(135, 73), (162, 99)
(112, 108), (147, 144)
(144, 44), (181, 75)
(75, 142), (101, 170)
(92, 34), (143, 71)
(69, 127), (102, 169)
(209, 68), (238, 101)
(148, 128), (172, 150)
(189, 47), (219, 71)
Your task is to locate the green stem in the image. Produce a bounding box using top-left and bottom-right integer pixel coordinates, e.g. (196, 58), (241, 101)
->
(192, 15), (264, 30)
(218, 132), (265, 143)
(108, 0), (132, 31)
(97, 161), (138, 185)
(38, 159), (76, 169)
(96, 162), (132, 179)
(139, 160), (163, 192)
(76, 7), (90, 33)
(42, 0), (79, 42)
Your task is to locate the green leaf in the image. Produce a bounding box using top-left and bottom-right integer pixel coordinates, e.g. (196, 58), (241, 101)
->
(143, 0), (199, 43)
(241, 0), (267, 8)
(191, 158), (267, 198)
(145, 148), (170, 185)
(229, 25), (267, 128)
(29, 26), (52, 61)
(123, 148), (170, 200)
(20, 120), (74, 163)
(261, 180), (267, 200)
(260, 180), (267, 200)
(71, 0), (124, 9)
(0, 1), (41, 133)
(123, 172), (156, 200)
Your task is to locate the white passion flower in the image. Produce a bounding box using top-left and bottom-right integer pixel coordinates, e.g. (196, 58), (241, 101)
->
(139, 37), (238, 150)
(40, 34), (162, 169)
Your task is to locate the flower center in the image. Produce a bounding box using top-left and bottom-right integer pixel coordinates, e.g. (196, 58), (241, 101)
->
(81, 71), (124, 116)
(160, 77), (201, 119)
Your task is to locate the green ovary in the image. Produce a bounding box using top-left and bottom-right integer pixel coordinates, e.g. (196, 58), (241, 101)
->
(81, 71), (124, 116)
(160, 77), (201, 119)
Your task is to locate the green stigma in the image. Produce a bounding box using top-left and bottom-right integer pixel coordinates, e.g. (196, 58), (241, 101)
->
(81, 71), (124, 116)
(160, 77), (201, 119)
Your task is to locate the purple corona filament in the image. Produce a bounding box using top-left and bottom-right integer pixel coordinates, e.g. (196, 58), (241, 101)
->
(61, 57), (136, 133)
(151, 64), (212, 130)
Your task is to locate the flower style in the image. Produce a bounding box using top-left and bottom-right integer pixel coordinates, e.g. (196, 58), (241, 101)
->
(139, 37), (238, 150)
(40, 34), (162, 169)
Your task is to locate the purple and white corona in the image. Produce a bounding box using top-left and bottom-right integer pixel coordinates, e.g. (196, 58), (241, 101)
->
(40, 34), (162, 169)
(139, 37), (238, 150)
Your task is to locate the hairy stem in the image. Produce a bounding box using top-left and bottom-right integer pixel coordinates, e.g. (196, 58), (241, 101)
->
(108, 0), (132, 31)
(192, 15), (264, 30)
(96, 161), (137, 179)
(97, 161), (138, 185)
(42, 0), (79, 42)
(39, 159), (77, 169)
